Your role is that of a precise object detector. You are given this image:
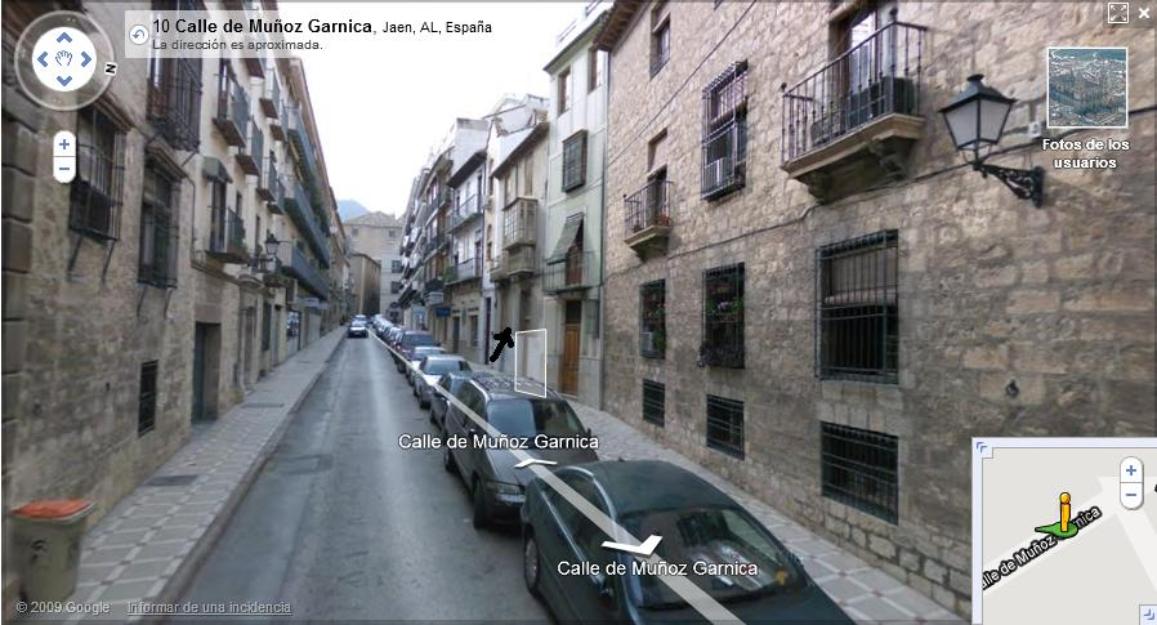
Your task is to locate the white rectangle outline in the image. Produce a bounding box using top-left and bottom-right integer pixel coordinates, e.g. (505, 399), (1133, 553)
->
(971, 437), (1157, 624)
(1045, 45), (1129, 130)
(514, 328), (548, 398)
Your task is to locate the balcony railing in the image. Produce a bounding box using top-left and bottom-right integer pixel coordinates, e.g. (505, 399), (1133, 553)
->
(207, 206), (248, 264)
(445, 257), (482, 285)
(285, 104), (322, 198)
(258, 154), (277, 204)
(448, 195), (482, 232)
(544, 251), (594, 293)
(214, 65), (250, 148)
(422, 232), (447, 259)
(279, 244), (329, 300)
(781, 17), (926, 164)
(282, 175), (329, 266)
(236, 119), (262, 175)
(503, 197), (537, 250)
(624, 179), (673, 253)
(260, 71), (280, 119)
(147, 57), (202, 151)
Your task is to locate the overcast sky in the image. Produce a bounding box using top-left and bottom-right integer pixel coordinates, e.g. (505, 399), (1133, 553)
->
(277, 2), (584, 217)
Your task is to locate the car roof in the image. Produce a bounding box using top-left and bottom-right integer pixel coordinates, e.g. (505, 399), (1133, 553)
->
(468, 373), (566, 401)
(423, 354), (464, 362)
(562, 460), (736, 518)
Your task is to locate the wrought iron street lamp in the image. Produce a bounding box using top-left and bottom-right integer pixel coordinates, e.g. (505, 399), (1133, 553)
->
(940, 74), (1045, 207)
(250, 232), (282, 274)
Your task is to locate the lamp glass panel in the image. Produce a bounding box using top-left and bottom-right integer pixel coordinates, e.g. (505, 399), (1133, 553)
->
(979, 98), (1012, 144)
(944, 103), (979, 149)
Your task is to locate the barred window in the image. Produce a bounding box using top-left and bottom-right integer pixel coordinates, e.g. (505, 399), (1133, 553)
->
(558, 68), (572, 114)
(71, 107), (124, 240)
(138, 163), (180, 287)
(392, 259), (404, 273)
(562, 131), (587, 192)
(147, 54), (202, 151)
(639, 280), (666, 359)
(821, 422), (899, 523)
(706, 395), (743, 458)
(650, 14), (670, 77)
(390, 281), (402, 294)
(817, 230), (899, 382)
(642, 379), (665, 426)
(700, 263), (744, 368)
(701, 61), (748, 200)
(138, 361), (159, 435)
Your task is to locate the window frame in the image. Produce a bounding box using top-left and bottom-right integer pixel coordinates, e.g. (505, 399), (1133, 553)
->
(561, 130), (588, 192)
(70, 106), (125, 241)
(138, 360), (159, 435)
(700, 61), (749, 200)
(820, 422), (899, 523)
(700, 263), (744, 369)
(642, 379), (665, 427)
(706, 394), (744, 459)
(557, 67), (572, 115)
(650, 16), (671, 78)
(639, 280), (666, 359)
(138, 162), (180, 287)
(815, 230), (899, 383)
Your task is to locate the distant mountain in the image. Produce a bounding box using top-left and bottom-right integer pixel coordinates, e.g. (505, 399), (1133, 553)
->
(337, 200), (369, 222)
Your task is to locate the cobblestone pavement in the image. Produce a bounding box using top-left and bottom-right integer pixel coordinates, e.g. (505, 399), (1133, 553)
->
(31, 331), (346, 623)
(569, 402), (965, 625)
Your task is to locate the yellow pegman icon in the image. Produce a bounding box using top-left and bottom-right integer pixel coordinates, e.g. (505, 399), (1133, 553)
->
(1059, 492), (1071, 533)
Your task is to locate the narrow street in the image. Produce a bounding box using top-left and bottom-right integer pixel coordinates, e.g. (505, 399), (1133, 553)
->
(177, 337), (550, 622)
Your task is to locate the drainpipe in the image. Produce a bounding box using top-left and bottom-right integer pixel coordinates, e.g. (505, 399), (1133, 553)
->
(597, 52), (609, 411)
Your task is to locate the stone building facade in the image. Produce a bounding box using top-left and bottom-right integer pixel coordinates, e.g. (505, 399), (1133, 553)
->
(348, 252), (381, 317)
(346, 210), (403, 320)
(595, 0), (1155, 617)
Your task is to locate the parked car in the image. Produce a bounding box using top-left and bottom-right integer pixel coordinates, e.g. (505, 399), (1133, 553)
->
(394, 331), (438, 371)
(406, 346), (446, 384)
(520, 460), (854, 625)
(347, 319), (369, 338)
(443, 374), (598, 528)
(429, 371), (480, 432)
(413, 355), (471, 408)
(385, 326), (404, 347)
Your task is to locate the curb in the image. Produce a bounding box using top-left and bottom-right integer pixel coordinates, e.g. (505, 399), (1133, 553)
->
(150, 333), (346, 622)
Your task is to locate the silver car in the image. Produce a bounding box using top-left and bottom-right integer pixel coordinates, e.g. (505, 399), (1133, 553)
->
(406, 346), (446, 385)
(413, 355), (471, 408)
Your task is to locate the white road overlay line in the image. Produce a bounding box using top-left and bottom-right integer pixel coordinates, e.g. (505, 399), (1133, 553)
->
(984, 476), (1155, 597)
(375, 334), (745, 624)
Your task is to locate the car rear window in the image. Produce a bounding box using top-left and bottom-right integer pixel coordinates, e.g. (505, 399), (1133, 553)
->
(487, 399), (586, 438)
(404, 333), (437, 346)
(423, 360), (470, 375)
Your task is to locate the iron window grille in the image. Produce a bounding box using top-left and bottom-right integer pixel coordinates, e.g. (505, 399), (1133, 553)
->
(147, 54), (202, 151)
(639, 280), (666, 359)
(642, 379), (665, 427)
(816, 230), (898, 383)
(821, 422), (899, 523)
(138, 163), (179, 287)
(138, 360), (159, 435)
(700, 263), (744, 369)
(562, 130), (588, 192)
(706, 394), (744, 458)
(701, 61), (748, 200)
(70, 107), (124, 241)
(392, 260), (404, 273)
(624, 177), (672, 235)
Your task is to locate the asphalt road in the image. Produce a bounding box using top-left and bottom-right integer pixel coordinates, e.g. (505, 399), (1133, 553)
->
(177, 335), (551, 622)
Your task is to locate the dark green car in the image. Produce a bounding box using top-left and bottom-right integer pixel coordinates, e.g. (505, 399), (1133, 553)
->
(520, 460), (854, 624)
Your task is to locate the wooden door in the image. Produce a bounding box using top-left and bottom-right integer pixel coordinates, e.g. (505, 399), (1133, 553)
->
(561, 301), (581, 395)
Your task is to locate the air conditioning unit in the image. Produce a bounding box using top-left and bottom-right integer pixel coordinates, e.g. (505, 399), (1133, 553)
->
(704, 157), (732, 191)
(641, 331), (655, 354)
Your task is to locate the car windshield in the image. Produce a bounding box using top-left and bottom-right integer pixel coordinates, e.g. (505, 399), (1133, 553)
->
(423, 359), (469, 375)
(486, 399), (585, 439)
(621, 506), (803, 609)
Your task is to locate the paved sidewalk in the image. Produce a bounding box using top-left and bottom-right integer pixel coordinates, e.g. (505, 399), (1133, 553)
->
(568, 402), (966, 625)
(33, 330), (346, 623)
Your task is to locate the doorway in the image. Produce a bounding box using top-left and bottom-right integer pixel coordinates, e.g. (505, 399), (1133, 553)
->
(560, 301), (581, 395)
(193, 323), (222, 422)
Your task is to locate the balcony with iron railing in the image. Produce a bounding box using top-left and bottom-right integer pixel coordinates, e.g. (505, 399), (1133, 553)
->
(447, 195), (483, 232)
(444, 257), (482, 286)
(236, 119), (263, 175)
(285, 104), (322, 198)
(206, 206), (249, 264)
(258, 154), (278, 204)
(624, 179), (673, 256)
(502, 197), (537, 250)
(544, 251), (594, 294)
(147, 57), (202, 152)
(260, 71), (280, 119)
(279, 244), (329, 300)
(781, 14), (926, 201)
(422, 232), (447, 260)
(281, 174), (329, 266)
(214, 65), (250, 148)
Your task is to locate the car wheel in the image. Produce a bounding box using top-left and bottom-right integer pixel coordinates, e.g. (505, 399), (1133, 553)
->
(442, 437), (456, 473)
(419, 395), (429, 409)
(523, 532), (542, 598)
(471, 479), (489, 529)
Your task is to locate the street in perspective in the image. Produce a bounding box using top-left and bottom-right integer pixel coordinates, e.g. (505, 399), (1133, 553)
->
(1, 1), (1155, 624)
